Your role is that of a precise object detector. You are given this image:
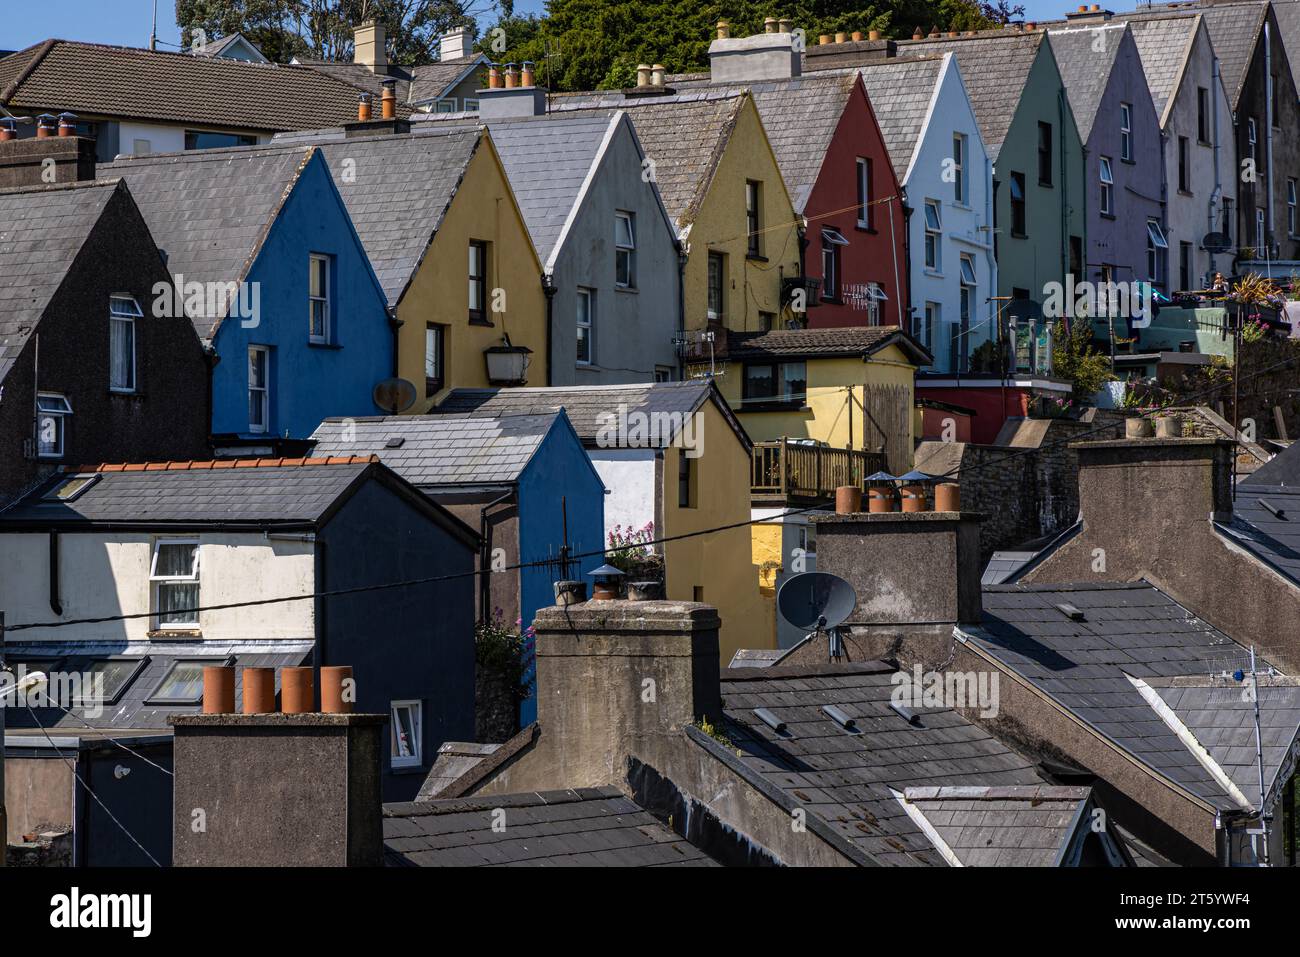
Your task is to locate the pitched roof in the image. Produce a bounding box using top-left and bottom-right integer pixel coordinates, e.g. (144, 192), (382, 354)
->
(1122, 13), (1204, 124)
(715, 661), (1046, 866)
(895, 785), (1096, 867)
(968, 581), (1283, 811)
(895, 32), (1047, 161)
(548, 90), (748, 233)
(1217, 484), (1300, 584)
(851, 56), (948, 181)
(382, 787), (719, 867)
(1184, 1), (1270, 107)
(292, 55), (486, 106)
(981, 551), (1040, 585)
(724, 325), (932, 365)
(1241, 442), (1300, 486)
(0, 457), (379, 526)
(0, 179), (121, 385)
(310, 411), (563, 486)
(0, 39), (397, 131)
(1046, 24), (1130, 142)
(434, 380), (750, 451)
(409, 56), (488, 104)
(1275, 0), (1300, 77)
(272, 128), (482, 307)
(98, 145), (316, 341)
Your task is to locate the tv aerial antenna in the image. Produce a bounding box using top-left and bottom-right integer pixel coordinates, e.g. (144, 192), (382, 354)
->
(777, 572), (857, 662)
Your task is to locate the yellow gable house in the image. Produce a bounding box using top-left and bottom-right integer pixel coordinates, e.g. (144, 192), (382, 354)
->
(552, 89), (802, 338)
(298, 125), (546, 411)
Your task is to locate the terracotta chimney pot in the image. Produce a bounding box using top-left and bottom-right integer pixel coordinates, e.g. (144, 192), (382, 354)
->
(357, 93), (373, 121)
(819, 34), (833, 45)
(0, 119), (16, 141)
(835, 485), (863, 514)
(651, 64), (665, 87)
(934, 482), (961, 512)
(868, 486), (899, 513)
(35, 115), (54, 138)
(504, 64), (518, 88)
(281, 667), (314, 714)
(320, 666), (354, 714)
(913, 26), (924, 39)
(851, 31), (863, 42)
(57, 113), (77, 137)
(835, 31), (848, 43)
(203, 666), (235, 714)
(242, 667), (276, 714)
(901, 484), (928, 512)
(764, 17), (778, 33)
(521, 61), (535, 87)
(1025, 21), (1037, 30)
(717, 21), (730, 40)
(779, 18), (794, 33)
(488, 64), (501, 89)
(380, 81), (397, 119)
(636, 63), (652, 87)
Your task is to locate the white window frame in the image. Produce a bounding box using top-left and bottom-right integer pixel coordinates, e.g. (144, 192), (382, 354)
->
(1256, 207), (1266, 251)
(921, 301), (939, 353)
(109, 295), (141, 393)
(952, 133), (966, 204)
(150, 539), (200, 631)
(856, 157), (872, 228)
(391, 700), (423, 768)
(248, 345), (269, 434)
(1248, 117), (1258, 162)
(576, 287), (594, 365)
(1099, 157), (1114, 215)
(866, 282), (887, 325)
(614, 211), (636, 288)
(309, 253), (330, 343)
(924, 200), (942, 270)
(462, 98), (480, 112)
(35, 392), (72, 459)
(1147, 220), (1168, 286)
(1120, 103), (1133, 161)
(1289, 179), (1298, 237)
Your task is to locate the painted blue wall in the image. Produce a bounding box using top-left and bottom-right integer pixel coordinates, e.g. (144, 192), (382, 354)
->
(516, 414), (606, 723)
(210, 152), (393, 439)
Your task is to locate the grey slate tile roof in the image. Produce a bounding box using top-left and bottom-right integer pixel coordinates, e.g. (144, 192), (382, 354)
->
(718, 661), (1045, 866)
(1275, 0), (1300, 76)
(548, 89), (748, 232)
(434, 380), (749, 450)
(969, 581), (1275, 810)
(311, 412), (560, 486)
(895, 32), (1046, 161)
(896, 785), (1092, 867)
(0, 39), (398, 131)
(1122, 13), (1204, 124)
(724, 325), (930, 365)
(4, 641), (313, 733)
(661, 73), (858, 212)
(981, 551), (1040, 585)
(1217, 485), (1300, 584)
(293, 55), (485, 105)
(382, 787), (719, 866)
(1241, 443), (1300, 486)
(0, 458), (377, 526)
(0, 179), (119, 385)
(850, 56), (948, 182)
(98, 145), (315, 341)
(1046, 24), (1130, 142)
(1184, 1), (1270, 107)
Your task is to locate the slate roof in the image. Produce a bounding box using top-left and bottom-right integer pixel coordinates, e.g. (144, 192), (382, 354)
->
(0, 179), (120, 385)
(1122, 13), (1204, 124)
(724, 325), (932, 365)
(895, 785), (1093, 867)
(1186, 1), (1269, 107)
(548, 90), (748, 232)
(1217, 484), (1300, 584)
(311, 412), (561, 486)
(0, 457), (379, 527)
(98, 145), (315, 341)
(981, 551), (1039, 585)
(3, 641), (313, 733)
(717, 661), (1046, 866)
(1046, 24), (1130, 143)
(850, 56), (948, 182)
(0, 39), (395, 131)
(1275, 0), (1300, 77)
(895, 32), (1047, 161)
(382, 787), (719, 866)
(967, 582), (1277, 811)
(1241, 442), (1300, 486)
(434, 380), (750, 450)
(661, 73), (858, 212)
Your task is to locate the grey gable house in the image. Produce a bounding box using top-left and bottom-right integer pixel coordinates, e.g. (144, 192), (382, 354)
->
(1048, 22), (1167, 313)
(413, 110), (682, 385)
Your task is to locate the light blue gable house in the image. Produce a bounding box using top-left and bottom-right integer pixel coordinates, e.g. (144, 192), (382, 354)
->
(100, 145), (394, 451)
(311, 408), (606, 726)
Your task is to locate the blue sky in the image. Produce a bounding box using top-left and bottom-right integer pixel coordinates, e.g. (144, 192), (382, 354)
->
(2, 0), (1085, 54)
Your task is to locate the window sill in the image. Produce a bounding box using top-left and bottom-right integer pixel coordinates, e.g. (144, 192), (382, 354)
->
(307, 340), (343, 350)
(468, 316), (494, 328)
(109, 388), (141, 397)
(1198, 140), (1213, 148)
(1010, 232), (1027, 240)
(746, 254), (769, 263)
(1038, 181), (1054, 189)
(148, 629), (203, 640)
(1100, 212), (1116, 221)
(924, 269), (944, 278)
(1178, 189), (1194, 197)
(390, 764), (427, 775)
(855, 224), (876, 234)
(615, 285), (638, 294)
(1120, 158), (1136, 166)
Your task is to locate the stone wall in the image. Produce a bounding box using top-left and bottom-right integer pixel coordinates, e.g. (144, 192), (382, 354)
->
(5, 828), (72, 867)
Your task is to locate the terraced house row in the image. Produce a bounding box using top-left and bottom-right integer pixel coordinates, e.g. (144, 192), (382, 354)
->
(2, 3), (1300, 869)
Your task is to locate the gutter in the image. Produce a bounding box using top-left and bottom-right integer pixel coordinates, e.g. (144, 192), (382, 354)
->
(1210, 55), (1224, 279)
(1265, 21), (1276, 252)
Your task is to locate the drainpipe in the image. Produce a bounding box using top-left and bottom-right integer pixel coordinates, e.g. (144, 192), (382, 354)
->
(479, 489), (514, 622)
(675, 242), (688, 379)
(1210, 55), (1224, 281)
(312, 537), (326, 711)
(541, 272), (555, 386)
(901, 196), (915, 343)
(48, 531), (62, 615)
(1060, 88), (1069, 287)
(984, 151), (996, 364)
(1265, 22), (1276, 253)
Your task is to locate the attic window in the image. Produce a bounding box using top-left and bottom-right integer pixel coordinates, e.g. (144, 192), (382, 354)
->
(1258, 498), (1288, 520)
(35, 393), (73, 459)
(42, 473), (100, 502)
(147, 657), (231, 705)
(72, 657), (147, 707)
(1055, 602), (1086, 622)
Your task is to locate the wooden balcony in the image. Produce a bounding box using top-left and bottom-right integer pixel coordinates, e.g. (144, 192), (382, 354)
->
(750, 440), (888, 503)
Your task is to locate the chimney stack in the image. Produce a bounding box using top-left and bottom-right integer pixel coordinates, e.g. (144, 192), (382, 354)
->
(354, 19), (388, 74)
(708, 21), (803, 82)
(0, 128), (98, 188)
(476, 61), (548, 118)
(439, 25), (475, 61)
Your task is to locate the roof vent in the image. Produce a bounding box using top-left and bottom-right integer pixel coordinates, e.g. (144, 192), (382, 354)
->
(889, 702), (920, 725)
(753, 708), (788, 734)
(822, 704), (859, 732)
(1258, 498), (1287, 520)
(385, 437), (406, 449)
(1055, 602), (1086, 622)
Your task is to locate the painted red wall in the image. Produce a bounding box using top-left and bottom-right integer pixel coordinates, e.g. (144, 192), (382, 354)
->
(916, 386), (1034, 445)
(803, 78), (909, 331)
(920, 407), (973, 443)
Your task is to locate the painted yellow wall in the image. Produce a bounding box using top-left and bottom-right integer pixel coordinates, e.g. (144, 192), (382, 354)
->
(662, 401), (773, 664)
(751, 521), (783, 598)
(395, 136), (547, 412)
(684, 97), (801, 333)
(714, 343), (918, 455)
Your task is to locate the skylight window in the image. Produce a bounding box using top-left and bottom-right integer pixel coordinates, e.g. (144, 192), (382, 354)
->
(72, 658), (147, 707)
(147, 658), (230, 705)
(41, 473), (100, 502)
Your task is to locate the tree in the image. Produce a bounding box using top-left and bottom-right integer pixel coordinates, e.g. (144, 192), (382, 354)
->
(1052, 319), (1115, 402)
(486, 0), (1023, 93)
(176, 0), (509, 64)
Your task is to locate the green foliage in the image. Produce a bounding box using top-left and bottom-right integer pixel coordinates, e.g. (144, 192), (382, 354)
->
(475, 609), (533, 701)
(695, 715), (737, 751)
(487, 0), (1018, 93)
(1051, 318), (1114, 401)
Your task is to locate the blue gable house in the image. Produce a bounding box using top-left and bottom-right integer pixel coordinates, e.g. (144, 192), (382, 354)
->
(101, 145), (393, 449)
(311, 409), (606, 726)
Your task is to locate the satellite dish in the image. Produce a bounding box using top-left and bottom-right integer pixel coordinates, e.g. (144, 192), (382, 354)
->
(1203, 232), (1232, 255)
(777, 572), (857, 631)
(372, 377), (417, 415)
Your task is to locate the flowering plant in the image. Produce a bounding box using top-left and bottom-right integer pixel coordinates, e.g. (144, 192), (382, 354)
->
(605, 521), (664, 583)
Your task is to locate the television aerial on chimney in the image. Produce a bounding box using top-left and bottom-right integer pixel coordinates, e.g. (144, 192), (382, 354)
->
(372, 377), (417, 415)
(777, 571), (857, 662)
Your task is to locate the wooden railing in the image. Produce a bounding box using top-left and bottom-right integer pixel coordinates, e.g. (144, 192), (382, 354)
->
(751, 441), (888, 500)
